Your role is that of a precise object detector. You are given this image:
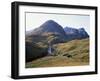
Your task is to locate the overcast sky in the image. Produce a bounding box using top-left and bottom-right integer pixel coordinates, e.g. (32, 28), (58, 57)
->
(26, 12), (90, 35)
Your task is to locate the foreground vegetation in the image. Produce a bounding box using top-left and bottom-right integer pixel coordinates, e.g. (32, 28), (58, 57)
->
(26, 38), (89, 68)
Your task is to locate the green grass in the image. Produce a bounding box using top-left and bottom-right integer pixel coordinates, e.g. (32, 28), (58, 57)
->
(26, 38), (89, 68)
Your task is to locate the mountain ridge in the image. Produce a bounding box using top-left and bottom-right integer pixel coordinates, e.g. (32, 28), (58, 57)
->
(64, 26), (89, 40)
(26, 20), (89, 41)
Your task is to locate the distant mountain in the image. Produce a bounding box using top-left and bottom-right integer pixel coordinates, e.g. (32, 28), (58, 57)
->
(64, 27), (89, 40)
(78, 28), (89, 38)
(28, 20), (66, 37)
(26, 20), (89, 42)
(26, 20), (68, 43)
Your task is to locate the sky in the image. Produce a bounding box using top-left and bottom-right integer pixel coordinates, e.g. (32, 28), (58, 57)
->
(26, 12), (90, 35)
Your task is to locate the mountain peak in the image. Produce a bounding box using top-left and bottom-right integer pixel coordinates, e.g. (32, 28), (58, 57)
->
(79, 28), (85, 31)
(29, 20), (67, 39)
(46, 20), (55, 23)
(43, 20), (59, 26)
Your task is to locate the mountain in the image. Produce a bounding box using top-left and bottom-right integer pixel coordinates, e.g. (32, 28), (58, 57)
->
(26, 20), (89, 42)
(25, 20), (89, 62)
(78, 28), (89, 38)
(27, 20), (67, 38)
(26, 20), (67, 62)
(26, 20), (68, 43)
(64, 27), (89, 40)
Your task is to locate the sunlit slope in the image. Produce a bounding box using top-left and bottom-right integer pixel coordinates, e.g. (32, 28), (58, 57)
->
(26, 38), (89, 68)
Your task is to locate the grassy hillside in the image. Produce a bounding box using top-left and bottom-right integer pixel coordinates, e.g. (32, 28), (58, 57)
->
(53, 38), (89, 62)
(26, 38), (89, 68)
